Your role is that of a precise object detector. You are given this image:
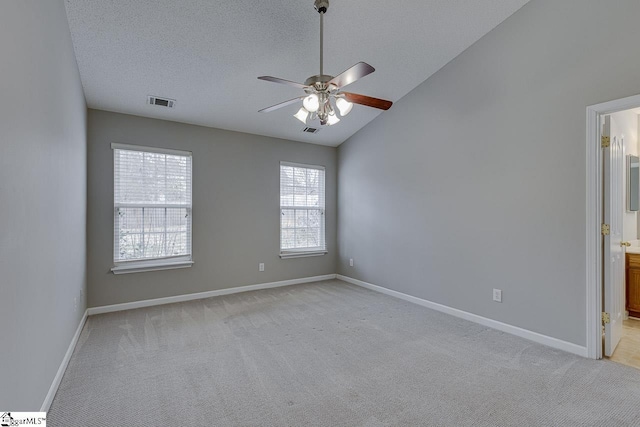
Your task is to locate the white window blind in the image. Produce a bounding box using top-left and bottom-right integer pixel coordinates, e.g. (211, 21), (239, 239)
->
(280, 162), (326, 256)
(112, 144), (192, 270)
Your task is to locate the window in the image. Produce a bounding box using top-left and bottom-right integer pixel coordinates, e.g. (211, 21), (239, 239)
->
(280, 162), (326, 258)
(111, 143), (193, 274)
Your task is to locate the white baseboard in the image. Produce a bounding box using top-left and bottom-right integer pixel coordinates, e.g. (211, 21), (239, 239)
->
(87, 274), (337, 315)
(40, 273), (586, 412)
(41, 309), (88, 412)
(336, 275), (588, 358)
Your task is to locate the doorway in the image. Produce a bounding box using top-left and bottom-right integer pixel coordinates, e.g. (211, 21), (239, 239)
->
(587, 94), (640, 367)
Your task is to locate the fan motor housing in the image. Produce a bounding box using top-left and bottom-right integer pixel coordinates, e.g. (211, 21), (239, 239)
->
(305, 74), (334, 90)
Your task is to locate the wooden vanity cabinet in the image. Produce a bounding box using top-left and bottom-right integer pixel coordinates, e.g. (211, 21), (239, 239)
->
(625, 253), (640, 318)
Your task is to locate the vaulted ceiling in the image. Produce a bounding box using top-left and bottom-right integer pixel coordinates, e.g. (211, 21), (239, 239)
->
(65, 0), (529, 146)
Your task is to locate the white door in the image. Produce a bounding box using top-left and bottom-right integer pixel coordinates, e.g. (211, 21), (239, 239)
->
(603, 115), (624, 357)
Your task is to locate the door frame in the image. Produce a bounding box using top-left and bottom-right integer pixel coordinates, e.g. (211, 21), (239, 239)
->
(586, 93), (640, 359)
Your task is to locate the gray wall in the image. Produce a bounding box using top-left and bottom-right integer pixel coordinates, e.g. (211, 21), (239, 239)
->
(87, 110), (337, 307)
(0, 1), (87, 410)
(337, 0), (640, 347)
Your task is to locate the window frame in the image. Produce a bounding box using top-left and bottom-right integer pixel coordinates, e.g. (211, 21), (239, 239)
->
(279, 161), (327, 259)
(110, 143), (193, 274)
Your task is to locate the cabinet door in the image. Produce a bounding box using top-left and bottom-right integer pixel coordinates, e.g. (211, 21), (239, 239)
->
(627, 268), (640, 312)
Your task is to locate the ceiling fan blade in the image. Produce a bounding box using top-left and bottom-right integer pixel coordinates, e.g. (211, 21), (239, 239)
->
(258, 97), (304, 113)
(341, 92), (393, 110)
(258, 76), (309, 90)
(328, 62), (375, 89)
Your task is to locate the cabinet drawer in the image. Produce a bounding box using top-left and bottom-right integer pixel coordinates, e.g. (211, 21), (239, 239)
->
(628, 271), (640, 312)
(627, 254), (640, 268)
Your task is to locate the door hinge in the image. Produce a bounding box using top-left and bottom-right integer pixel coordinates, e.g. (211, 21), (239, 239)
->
(601, 136), (610, 148)
(601, 224), (610, 235)
(602, 312), (611, 324)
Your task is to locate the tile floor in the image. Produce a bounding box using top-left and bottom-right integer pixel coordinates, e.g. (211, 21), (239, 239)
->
(608, 318), (640, 369)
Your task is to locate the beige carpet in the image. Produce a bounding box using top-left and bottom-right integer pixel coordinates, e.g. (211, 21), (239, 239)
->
(49, 280), (640, 426)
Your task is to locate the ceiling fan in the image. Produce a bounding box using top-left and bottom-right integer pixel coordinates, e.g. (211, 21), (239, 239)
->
(257, 0), (393, 126)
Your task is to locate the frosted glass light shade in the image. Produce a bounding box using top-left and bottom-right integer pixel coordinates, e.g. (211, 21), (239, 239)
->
(303, 94), (320, 112)
(294, 107), (309, 123)
(327, 112), (340, 126)
(336, 97), (353, 116)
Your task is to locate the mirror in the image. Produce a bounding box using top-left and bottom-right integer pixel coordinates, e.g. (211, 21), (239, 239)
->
(628, 155), (639, 212)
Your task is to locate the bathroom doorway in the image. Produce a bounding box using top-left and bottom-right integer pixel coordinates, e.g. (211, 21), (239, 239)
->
(604, 109), (640, 368)
(587, 95), (640, 367)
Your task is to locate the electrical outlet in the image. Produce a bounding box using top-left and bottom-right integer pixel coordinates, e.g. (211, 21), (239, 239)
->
(259, 263), (265, 272)
(349, 258), (354, 267)
(493, 289), (502, 303)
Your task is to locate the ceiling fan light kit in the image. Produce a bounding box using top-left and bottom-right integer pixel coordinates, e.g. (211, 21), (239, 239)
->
(258, 0), (392, 127)
(303, 94), (320, 112)
(294, 107), (310, 123)
(336, 97), (353, 116)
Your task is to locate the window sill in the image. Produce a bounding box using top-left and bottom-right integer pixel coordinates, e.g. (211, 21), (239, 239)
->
(280, 251), (327, 259)
(111, 260), (194, 275)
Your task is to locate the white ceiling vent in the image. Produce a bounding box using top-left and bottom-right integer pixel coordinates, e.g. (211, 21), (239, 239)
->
(302, 127), (320, 134)
(147, 96), (175, 108)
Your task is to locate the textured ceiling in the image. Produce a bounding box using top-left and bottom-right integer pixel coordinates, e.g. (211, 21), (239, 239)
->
(65, 0), (529, 146)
